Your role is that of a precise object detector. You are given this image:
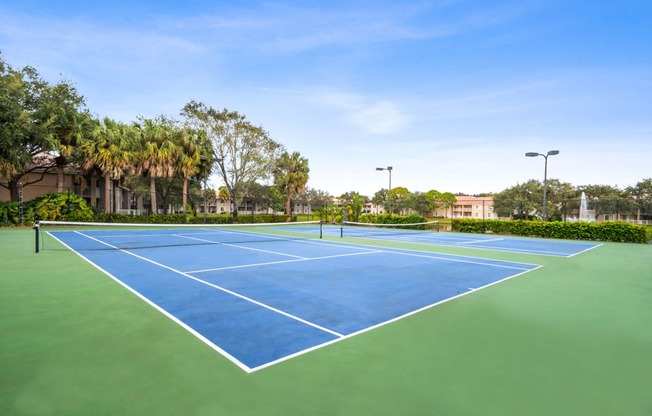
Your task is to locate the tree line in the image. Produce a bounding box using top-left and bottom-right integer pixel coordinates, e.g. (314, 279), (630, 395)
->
(3, 53), (649, 221)
(492, 179), (652, 221)
(0, 53), (309, 217)
(0, 52), (457, 221)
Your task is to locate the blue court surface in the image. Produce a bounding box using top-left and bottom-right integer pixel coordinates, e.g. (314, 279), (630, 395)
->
(332, 225), (601, 257)
(49, 227), (541, 372)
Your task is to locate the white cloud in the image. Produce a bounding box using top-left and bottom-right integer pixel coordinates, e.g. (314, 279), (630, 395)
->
(348, 101), (409, 134)
(311, 89), (409, 134)
(148, 1), (538, 55)
(2, 1), (649, 198)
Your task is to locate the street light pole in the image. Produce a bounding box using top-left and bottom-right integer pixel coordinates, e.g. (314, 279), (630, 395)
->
(376, 166), (393, 214)
(525, 150), (559, 220)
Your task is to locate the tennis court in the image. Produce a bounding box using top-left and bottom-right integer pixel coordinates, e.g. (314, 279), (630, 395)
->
(44, 222), (539, 372)
(2, 225), (651, 415)
(334, 222), (601, 257)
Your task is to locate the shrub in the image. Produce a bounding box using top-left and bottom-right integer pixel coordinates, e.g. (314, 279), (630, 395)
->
(31, 192), (94, 222)
(92, 213), (189, 224)
(1, 192), (93, 226)
(0, 201), (20, 226)
(452, 219), (647, 243)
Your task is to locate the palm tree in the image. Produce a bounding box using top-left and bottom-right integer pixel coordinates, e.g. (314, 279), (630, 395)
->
(274, 151), (310, 216)
(217, 186), (230, 203)
(80, 118), (134, 213)
(54, 111), (92, 193)
(134, 117), (177, 215)
(174, 127), (211, 214)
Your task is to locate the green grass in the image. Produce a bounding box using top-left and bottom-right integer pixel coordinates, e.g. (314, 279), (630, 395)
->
(1, 228), (651, 415)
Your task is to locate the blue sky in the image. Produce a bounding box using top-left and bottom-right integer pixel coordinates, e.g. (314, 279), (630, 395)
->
(1, 1), (651, 197)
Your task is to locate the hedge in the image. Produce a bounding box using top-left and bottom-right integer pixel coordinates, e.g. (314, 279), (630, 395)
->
(7, 195), (645, 243)
(1, 193), (296, 227)
(68, 213), (295, 225)
(452, 219), (648, 243)
(0, 192), (93, 226)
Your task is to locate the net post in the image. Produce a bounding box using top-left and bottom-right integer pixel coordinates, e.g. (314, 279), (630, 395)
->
(319, 220), (323, 239)
(33, 221), (40, 253)
(340, 224), (343, 238)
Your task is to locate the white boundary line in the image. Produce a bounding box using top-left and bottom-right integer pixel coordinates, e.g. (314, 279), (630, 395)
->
(323, 225), (602, 257)
(185, 251), (381, 274)
(178, 236), (535, 273)
(296, 236), (542, 269)
(456, 237), (506, 245)
(65, 231), (348, 372)
(175, 234), (308, 259)
(566, 242), (604, 258)
(376, 250), (533, 271)
(47, 229), (544, 374)
(248, 265), (543, 372)
(46, 232), (253, 373)
(72, 231), (345, 338)
(366, 234), (581, 256)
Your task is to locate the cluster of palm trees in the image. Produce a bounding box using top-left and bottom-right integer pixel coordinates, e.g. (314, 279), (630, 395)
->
(2, 55), (312, 216)
(57, 112), (316, 217)
(62, 113), (212, 214)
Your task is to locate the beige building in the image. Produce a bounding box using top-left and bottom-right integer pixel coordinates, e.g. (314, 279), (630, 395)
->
(0, 153), (140, 214)
(431, 195), (498, 219)
(449, 195), (496, 219)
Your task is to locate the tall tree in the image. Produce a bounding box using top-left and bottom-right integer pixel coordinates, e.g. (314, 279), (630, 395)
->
(134, 117), (178, 214)
(274, 151), (310, 215)
(181, 101), (281, 218)
(541, 179), (574, 220)
(245, 182), (279, 215)
(492, 180), (542, 219)
(0, 54), (85, 200)
(348, 193), (365, 222)
(493, 179), (573, 220)
(407, 191), (432, 217)
(372, 189), (389, 213)
(438, 192), (457, 217)
(174, 126), (211, 214)
(626, 178), (652, 221)
(43, 82), (88, 193)
(217, 186), (230, 204)
(302, 188), (331, 213)
(339, 191), (367, 222)
(423, 189), (446, 216)
(575, 184), (631, 219)
(389, 187), (409, 215)
(80, 118), (134, 213)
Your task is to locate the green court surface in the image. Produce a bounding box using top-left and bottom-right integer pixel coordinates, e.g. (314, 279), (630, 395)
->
(1, 228), (651, 415)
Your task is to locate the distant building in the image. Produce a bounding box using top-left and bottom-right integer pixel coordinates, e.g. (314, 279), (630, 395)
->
(429, 195), (495, 219)
(451, 195), (496, 219)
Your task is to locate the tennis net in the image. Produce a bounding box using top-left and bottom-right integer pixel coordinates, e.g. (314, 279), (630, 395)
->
(340, 221), (439, 239)
(34, 220), (323, 253)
